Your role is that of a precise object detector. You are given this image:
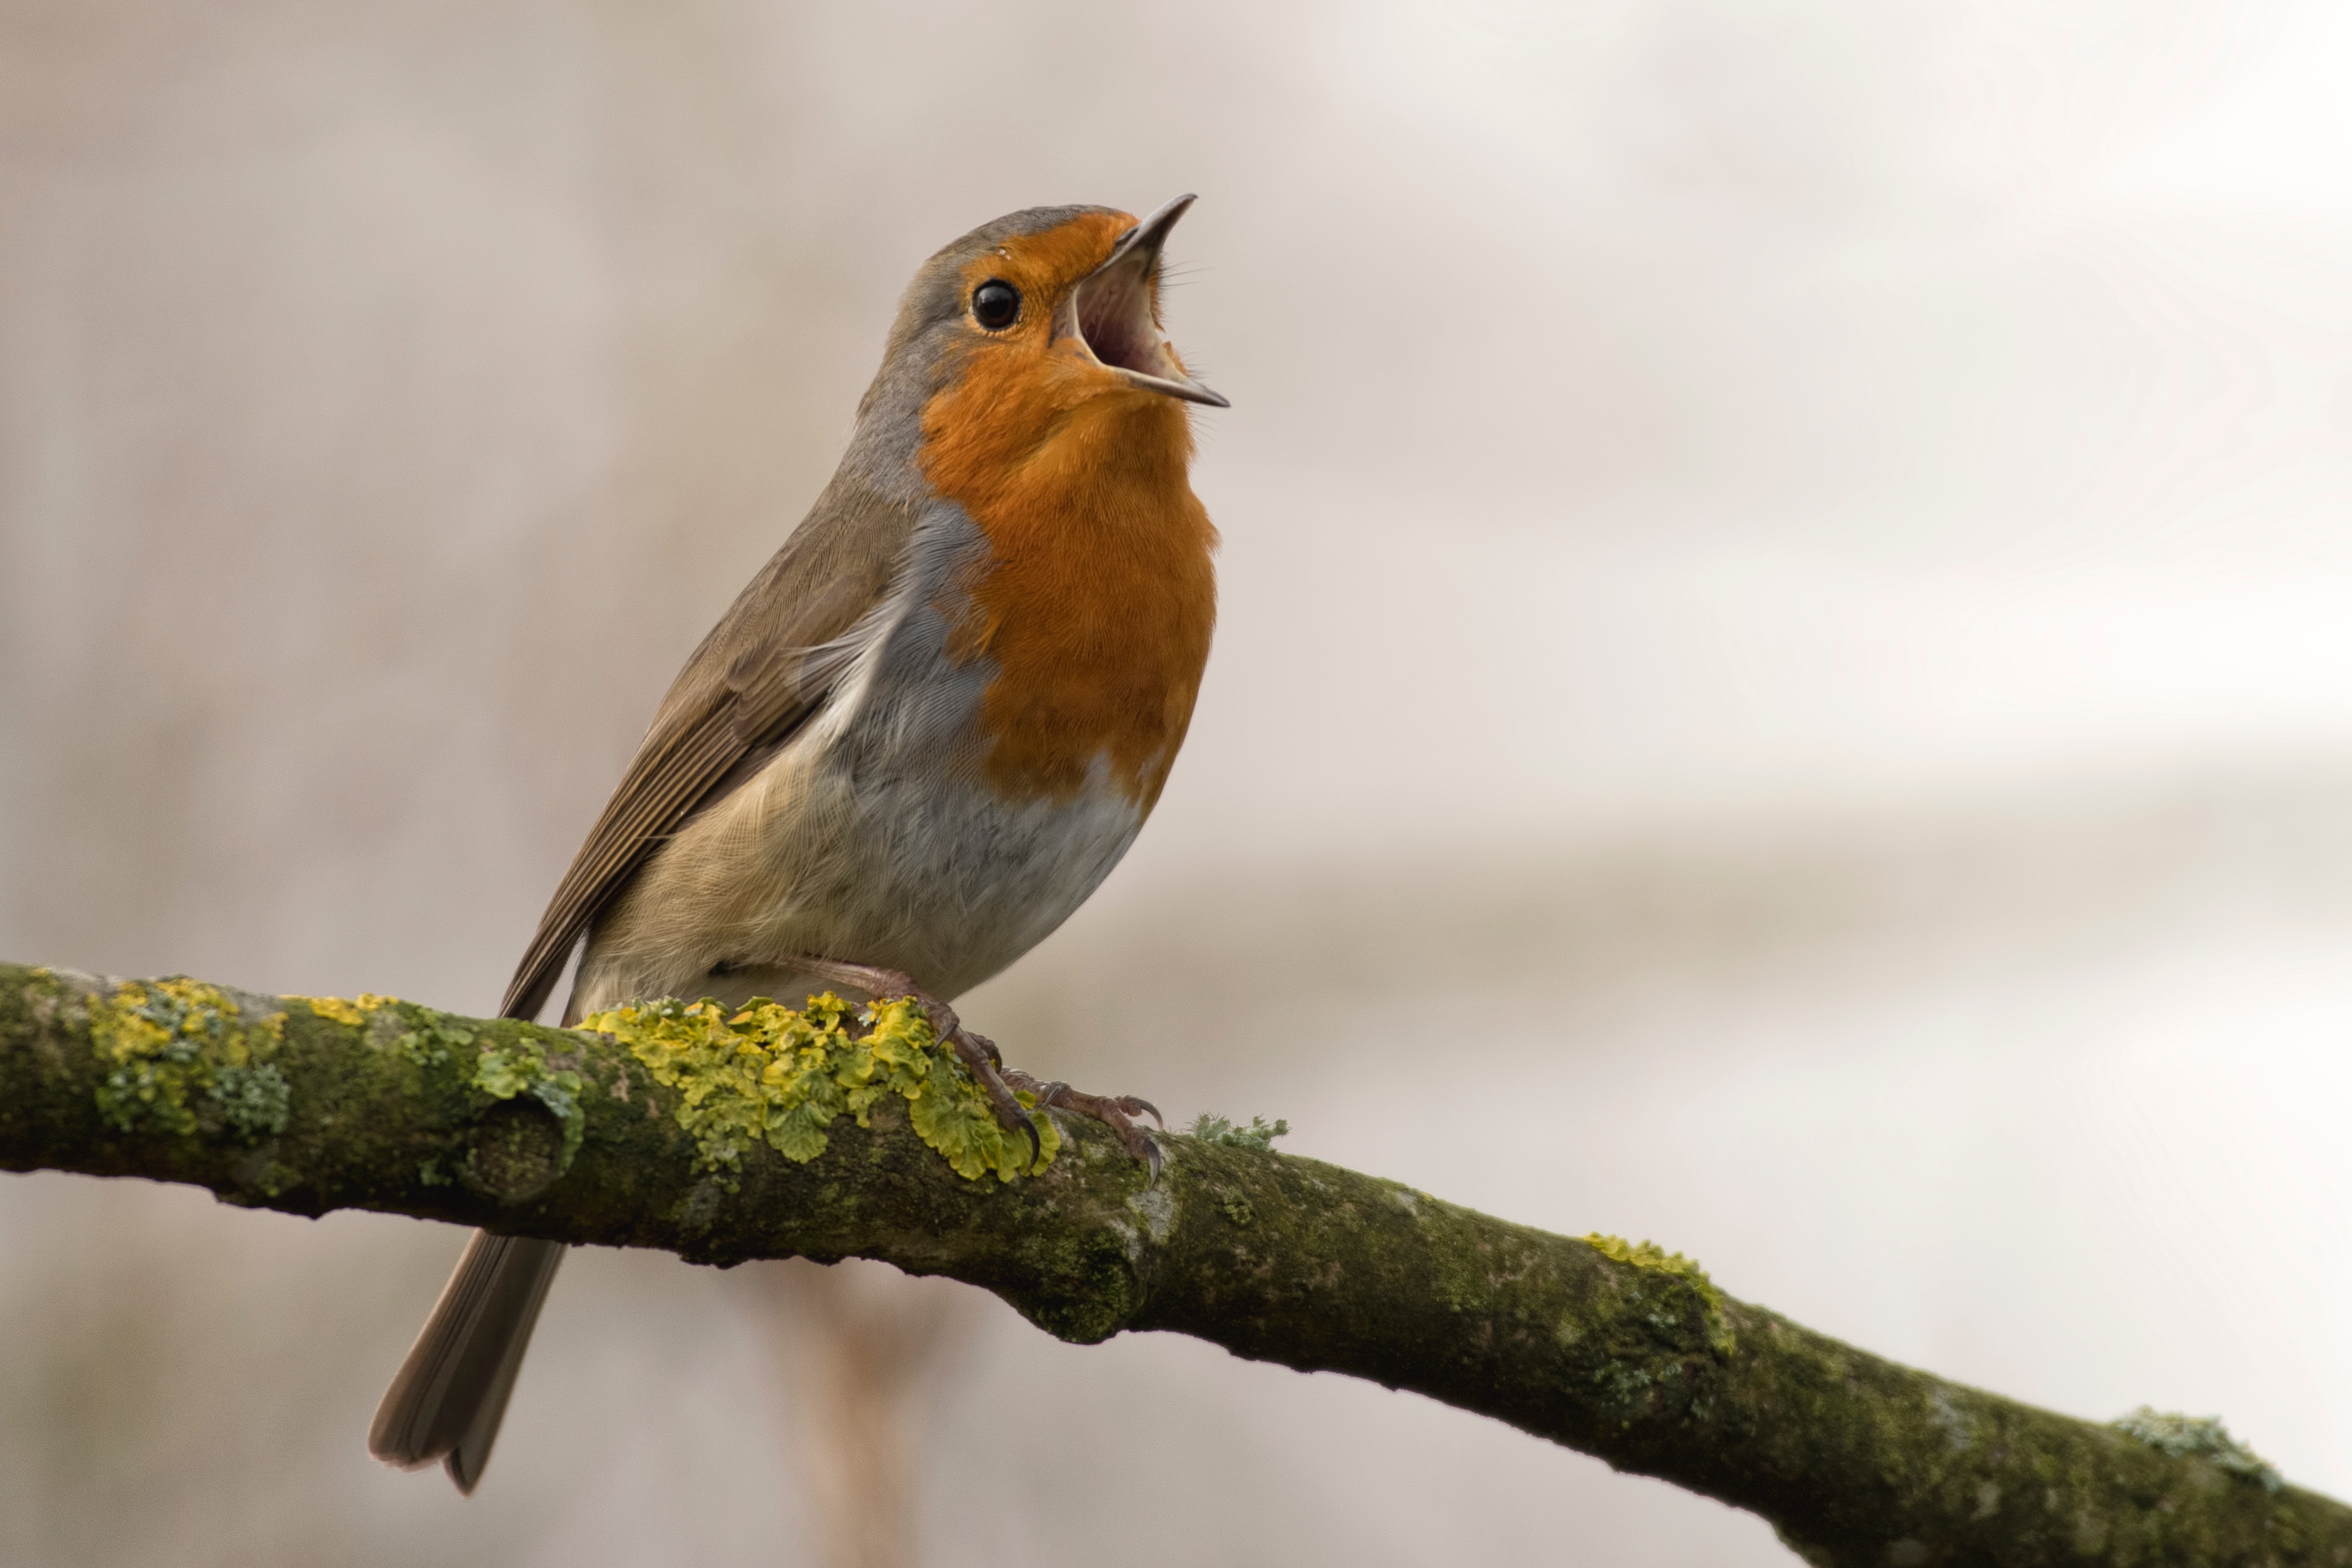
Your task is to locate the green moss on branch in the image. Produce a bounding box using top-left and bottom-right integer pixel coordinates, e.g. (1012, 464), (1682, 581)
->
(2, 960), (2346, 1567)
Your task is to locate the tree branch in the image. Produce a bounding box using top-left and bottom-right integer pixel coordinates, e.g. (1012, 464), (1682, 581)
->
(1, 960), (2341, 1566)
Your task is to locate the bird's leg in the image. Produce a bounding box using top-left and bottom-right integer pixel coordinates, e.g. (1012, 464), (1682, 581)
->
(769, 956), (1034, 1162)
(1000, 1071), (1164, 1179)
(771, 954), (1161, 1176)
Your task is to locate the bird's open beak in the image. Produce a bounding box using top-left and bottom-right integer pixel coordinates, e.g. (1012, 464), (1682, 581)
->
(1063, 194), (1229, 408)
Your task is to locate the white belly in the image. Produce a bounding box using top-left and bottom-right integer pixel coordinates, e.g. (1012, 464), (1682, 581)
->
(570, 730), (1146, 1018)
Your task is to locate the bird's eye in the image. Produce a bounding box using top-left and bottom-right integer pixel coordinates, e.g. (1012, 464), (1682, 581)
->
(971, 279), (1021, 330)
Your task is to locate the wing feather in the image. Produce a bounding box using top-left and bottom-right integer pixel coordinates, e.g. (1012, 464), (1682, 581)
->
(499, 486), (913, 1022)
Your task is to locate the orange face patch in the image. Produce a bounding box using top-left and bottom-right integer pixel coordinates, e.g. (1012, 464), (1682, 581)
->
(957, 212), (1133, 336)
(919, 214), (1218, 811)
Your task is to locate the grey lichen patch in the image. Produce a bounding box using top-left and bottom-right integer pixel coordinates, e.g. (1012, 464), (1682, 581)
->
(1928, 1387), (1978, 1451)
(2113, 1406), (2284, 1491)
(1583, 1233), (1737, 1354)
(1127, 1181), (1176, 1243)
(1187, 1111), (1289, 1150)
(89, 977), (289, 1142)
(578, 993), (1058, 1186)
(1589, 1352), (1676, 1416)
(209, 1061), (291, 1139)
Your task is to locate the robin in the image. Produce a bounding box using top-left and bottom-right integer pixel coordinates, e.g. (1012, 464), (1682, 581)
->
(367, 197), (1224, 1491)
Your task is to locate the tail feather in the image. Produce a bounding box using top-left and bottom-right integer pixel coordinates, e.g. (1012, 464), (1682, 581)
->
(369, 1231), (566, 1493)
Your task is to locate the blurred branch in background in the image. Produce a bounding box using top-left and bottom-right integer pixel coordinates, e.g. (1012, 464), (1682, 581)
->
(735, 1258), (982, 1568)
(1, 961), (2343, 1568)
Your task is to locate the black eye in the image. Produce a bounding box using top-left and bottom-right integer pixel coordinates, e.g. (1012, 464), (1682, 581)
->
(971, 279), (1021, 330)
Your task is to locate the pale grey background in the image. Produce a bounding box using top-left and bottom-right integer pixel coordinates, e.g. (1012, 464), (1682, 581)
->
(6, 1), (2352, 1564)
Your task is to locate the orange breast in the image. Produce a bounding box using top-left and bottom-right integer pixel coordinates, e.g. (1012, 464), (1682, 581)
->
(919, 341), (1217, 811)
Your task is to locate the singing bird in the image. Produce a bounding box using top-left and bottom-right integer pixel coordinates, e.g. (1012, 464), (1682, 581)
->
(369, 197), (1225, 1491)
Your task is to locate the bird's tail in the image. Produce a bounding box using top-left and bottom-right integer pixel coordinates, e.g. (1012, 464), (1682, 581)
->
(368, 1231), (566, 1493)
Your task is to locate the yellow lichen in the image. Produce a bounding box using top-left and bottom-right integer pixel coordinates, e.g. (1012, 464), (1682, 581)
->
(292, 992), (397, 1026)
(1584, 1233), (1737, 1354)
(89, 977), (291, 1140)
(579, 992), (1059, 1185)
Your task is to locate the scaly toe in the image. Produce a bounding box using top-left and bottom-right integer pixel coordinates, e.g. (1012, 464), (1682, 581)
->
(1012, 1079), (1163, 1174)
(936, 1023), (1039, 1165)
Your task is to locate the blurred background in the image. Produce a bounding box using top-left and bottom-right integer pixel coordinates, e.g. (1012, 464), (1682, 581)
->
(6, 1), (2352, 1562)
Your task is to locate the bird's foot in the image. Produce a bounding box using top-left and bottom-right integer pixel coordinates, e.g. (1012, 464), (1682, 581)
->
(762, 956), (1162, 1176)
(773, 956), (1036, 1166)
(1000, 1071), (1164, 1180)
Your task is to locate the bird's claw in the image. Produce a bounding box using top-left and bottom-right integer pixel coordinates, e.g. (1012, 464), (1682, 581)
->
(926, 1015), (1040, 1167)
(964, 1029), (1005, 1070)
(1004, 1071), (1163, 1177)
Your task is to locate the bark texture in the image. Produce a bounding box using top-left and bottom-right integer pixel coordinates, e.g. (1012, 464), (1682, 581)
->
(1, 960), (2343, 1567)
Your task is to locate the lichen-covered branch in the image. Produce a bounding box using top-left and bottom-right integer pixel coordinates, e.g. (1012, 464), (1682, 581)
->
(1, 961), (2343, 1567)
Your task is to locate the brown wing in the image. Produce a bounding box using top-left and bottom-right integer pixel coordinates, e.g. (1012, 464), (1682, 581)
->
(499, 484), (914, 1022)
